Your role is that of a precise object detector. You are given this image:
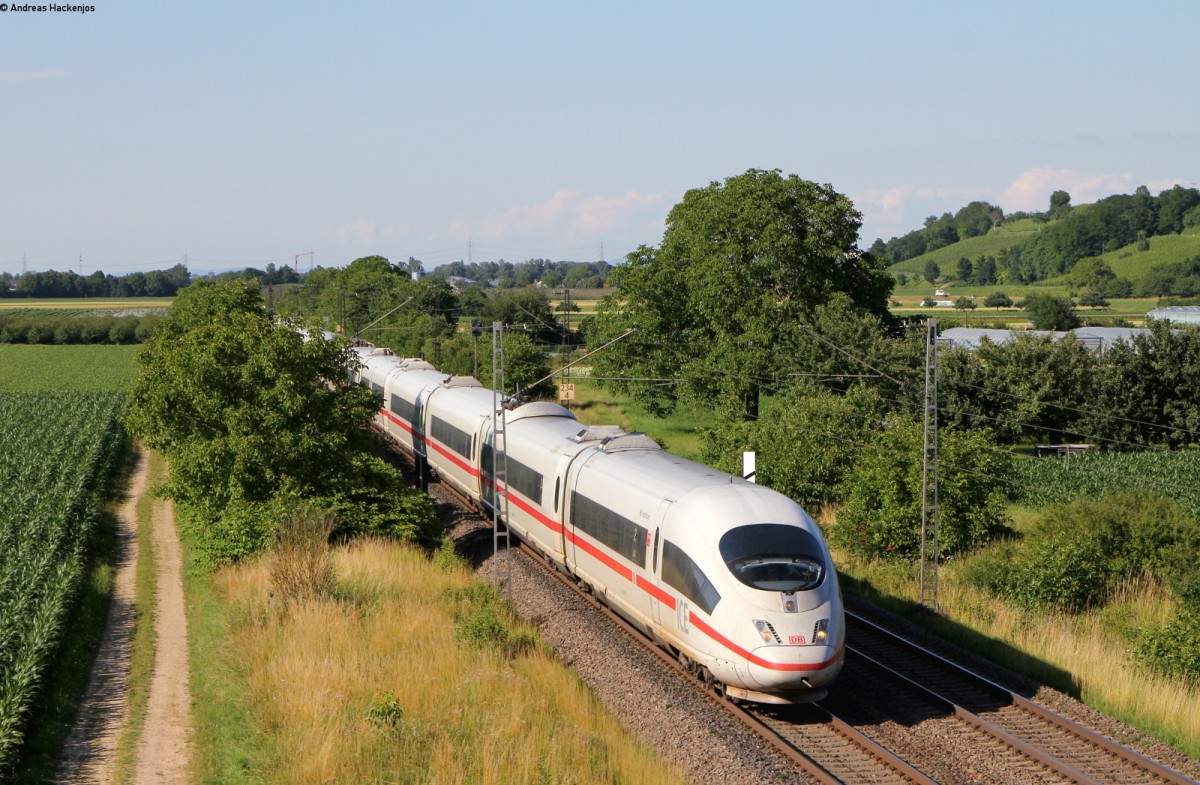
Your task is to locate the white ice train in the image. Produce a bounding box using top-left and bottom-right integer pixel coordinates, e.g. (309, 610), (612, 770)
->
(347, 341), (845, 703)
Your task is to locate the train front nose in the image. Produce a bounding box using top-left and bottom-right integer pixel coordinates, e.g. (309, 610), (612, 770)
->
(746, 643), (844, 692)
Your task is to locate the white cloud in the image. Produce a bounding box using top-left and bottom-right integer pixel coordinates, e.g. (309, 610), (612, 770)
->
(1000, 168), (1134, 212)
(337, 220), (376, 243)
(473, 188), (676, 243)
(0, 68), (67, 84)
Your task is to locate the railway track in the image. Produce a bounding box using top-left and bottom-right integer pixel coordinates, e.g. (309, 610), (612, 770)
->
(840, 613), (1198, 785)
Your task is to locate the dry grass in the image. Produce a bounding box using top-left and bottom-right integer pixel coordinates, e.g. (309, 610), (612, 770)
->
(268, 507), (335, 605)
(212, 537), (684, 785)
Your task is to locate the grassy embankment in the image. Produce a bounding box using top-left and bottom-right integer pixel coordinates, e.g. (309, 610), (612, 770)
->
(567, 376), (1200, 761)
(2, 342), (683, 783)
(183, 532), (686, 785)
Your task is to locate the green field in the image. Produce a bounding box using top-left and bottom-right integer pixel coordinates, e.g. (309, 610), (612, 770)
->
(1101, 231), (1200, 281)
(0, 345), (140, 392)
(887, 230), (1037, 276)
(0, 297), (173, 311)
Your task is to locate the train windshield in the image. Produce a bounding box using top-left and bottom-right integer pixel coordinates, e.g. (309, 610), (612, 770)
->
(719, 524), (826, 592)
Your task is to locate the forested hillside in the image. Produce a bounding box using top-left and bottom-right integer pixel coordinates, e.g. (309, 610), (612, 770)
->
(876, 186), (1200, 295)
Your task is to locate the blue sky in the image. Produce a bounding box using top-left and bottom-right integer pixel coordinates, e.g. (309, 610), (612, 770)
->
(1, 0), (1196, 275)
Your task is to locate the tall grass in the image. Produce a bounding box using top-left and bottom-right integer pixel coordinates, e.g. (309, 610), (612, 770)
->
(190, 537), (684, 785)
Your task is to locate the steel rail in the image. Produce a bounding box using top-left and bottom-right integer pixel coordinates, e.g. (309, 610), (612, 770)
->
(846, 612), (1199, 785)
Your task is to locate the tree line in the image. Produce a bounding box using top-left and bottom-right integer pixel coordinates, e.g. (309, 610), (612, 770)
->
(1, 263), (191, 298)
(277, 255), (570, 396)
(428, 258), (612, 289)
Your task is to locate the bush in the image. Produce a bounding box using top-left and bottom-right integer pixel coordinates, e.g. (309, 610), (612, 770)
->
(181, 497), (288, 570)
(1138, 606), (1200, 683)
(833, 419), (1011, 559)
(964, 491), (1200, 614)
(448, 583), (539, 659)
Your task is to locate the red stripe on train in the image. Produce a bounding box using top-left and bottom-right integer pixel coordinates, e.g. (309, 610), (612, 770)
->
(688, 612), (843, 672)
(379, 408), (414, 435)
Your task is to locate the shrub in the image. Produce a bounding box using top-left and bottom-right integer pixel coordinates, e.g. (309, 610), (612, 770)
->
(833, 419), (1011, 558)
(1007, 532), (1110, 612)
(1138, 605), (1200, 683)
(965, 491), (1199, 614)
(269, 506), (336, 603)
(449, 583), (539, 659)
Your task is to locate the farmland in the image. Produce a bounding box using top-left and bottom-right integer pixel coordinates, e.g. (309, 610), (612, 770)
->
(0, 345), (140, 391)
(0, 345), (135, 771)
(0, 392), (127, 769)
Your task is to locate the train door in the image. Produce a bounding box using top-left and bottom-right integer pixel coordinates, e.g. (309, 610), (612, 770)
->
(648, 499), (673, 627)
(560, 446), (597, 579)
(411, 388), (431, 488)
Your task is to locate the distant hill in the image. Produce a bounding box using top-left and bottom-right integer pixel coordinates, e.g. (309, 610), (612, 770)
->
(880, 186), (1200, 296)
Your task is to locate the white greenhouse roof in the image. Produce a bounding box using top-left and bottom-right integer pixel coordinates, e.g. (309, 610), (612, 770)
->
(939, 326), (1146, 353)
(1147, 306), (1200, 324)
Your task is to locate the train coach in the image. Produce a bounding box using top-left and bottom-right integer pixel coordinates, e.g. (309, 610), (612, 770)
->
(349, 342), (845, 703)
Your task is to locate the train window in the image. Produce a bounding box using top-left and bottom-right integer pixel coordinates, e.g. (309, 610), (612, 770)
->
(661, 540), (720, 614)
(718, 524), (826, 593)
(571, 492), (647, 566)
(430, 416), (472, 458)
(481, 443), (544, 504)
(390, 394), (417, 423)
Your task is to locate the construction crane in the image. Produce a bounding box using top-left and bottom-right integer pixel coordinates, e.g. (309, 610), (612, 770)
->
(293, 250), (314, 273)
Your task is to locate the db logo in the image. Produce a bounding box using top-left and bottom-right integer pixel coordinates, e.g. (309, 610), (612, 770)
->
(788, 634), (806, 645)
(0, 4), (8, 10)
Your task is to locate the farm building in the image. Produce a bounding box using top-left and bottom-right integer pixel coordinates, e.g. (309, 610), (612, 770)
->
(1146, 306), (1200, 325)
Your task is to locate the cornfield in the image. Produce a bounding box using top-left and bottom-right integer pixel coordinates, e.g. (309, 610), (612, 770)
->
(1011, 449), (1200, 519)
(0, 391), (126, 770)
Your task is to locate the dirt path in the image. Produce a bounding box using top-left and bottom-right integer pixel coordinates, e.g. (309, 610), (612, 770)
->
(131, 487), (193, 784)
(55, 453), (147, 784)
(55, 452), (194, 784)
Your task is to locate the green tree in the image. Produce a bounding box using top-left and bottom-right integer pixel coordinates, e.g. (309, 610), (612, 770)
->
(700, 384), (886, 511)
(1078, 291), (1109, 309)
(833, 419), (1011, 558)
(1070, 257), (1117, 290)
(590, 168), (893, 419)
(938, 333), (1098, 444)
(955, 257), (973, 281)
(127, 280), (439, 563)
(923, 259), (941, 284)
(469, 331), (554, 398)
(1048, 189), (1072, 219)
(954, 297), (977, 310)
(1022, 293), (1080, 330)
(983, 292), (1013, 308)
(486, 288), (560, 342)
(1081, 320), (1200, 448)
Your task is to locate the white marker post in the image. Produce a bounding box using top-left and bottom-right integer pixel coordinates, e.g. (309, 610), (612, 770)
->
(742, 451), (756, 483)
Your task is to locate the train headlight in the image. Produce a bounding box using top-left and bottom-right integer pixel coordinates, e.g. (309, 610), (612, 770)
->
(813, 618), (829, 644)
(753, 619), (780, 645)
